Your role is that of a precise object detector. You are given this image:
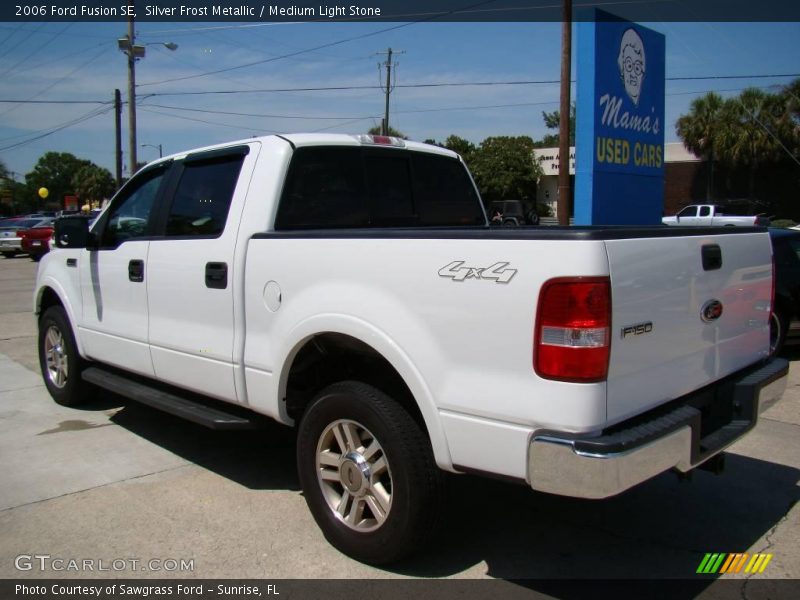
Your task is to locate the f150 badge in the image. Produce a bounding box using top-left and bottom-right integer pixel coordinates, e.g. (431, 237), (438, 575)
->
(438, 261), (517, 284)
(621, 322), (654, 339)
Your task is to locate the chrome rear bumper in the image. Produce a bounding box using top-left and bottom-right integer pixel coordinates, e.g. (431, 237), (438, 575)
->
(528, 358), (788, 499)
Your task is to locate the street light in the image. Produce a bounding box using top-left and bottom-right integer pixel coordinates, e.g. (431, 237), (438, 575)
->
(141, 143), (163, 158)
(118, 17), (177, 176)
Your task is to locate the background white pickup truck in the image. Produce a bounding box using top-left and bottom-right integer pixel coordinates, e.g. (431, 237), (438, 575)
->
(662, 203), (770, 227)
(34, 134), (787, 564)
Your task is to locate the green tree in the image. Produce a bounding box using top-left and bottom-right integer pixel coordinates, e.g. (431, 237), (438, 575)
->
(717, 88), (784, 200)
(443, 135), (476, 163)
(781, 78), (800, 121)
(468, 136), (542, 204)
(675, 92), (725, 200)
(0, 160), (36, 215)
(72, 163), (115, 207)
(777, 78), (800, 156)
(534, 104), (576, 148)
(25, 152), (91, 208)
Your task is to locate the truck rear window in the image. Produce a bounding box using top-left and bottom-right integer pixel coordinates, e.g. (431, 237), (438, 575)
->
(275, 146), (485, 229)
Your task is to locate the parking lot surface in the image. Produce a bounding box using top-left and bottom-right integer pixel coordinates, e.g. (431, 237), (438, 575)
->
(1, 256), (798, 586)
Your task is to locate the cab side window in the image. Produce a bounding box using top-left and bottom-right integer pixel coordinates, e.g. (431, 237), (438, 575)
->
(165, 155), (244, 237)
(101, 168), (166, 247)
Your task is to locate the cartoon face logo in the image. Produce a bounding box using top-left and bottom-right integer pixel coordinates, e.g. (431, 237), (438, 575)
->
(618, 28), (646, 106)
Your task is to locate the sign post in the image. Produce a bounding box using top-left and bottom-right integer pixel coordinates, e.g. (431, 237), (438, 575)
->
(575, 11), (665, 225)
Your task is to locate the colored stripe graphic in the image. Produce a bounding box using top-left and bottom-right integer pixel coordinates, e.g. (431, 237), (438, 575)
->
(698, 553), (773, 575)
(719, 553), (749, 573)
(697, 553), (727, 574)
(745, 554), (774, 573)
(720, 554), (736, 573)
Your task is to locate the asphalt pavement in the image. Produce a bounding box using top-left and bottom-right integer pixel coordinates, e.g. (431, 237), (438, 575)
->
(0, 254), (798, 589)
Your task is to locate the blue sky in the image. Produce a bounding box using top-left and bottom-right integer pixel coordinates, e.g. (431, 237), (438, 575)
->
(0, 19), (798, 179)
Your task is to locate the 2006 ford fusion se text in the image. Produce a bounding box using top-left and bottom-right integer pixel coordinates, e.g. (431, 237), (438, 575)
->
(34, 133), (788, 563)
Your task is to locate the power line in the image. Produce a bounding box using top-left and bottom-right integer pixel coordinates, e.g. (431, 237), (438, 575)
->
(139, 103), (371, 120)
(138, 0), (500, 87)
(0, 22), (46, 61)
(665, 73), (800, 81)
(2, 74), (797, 106)
(0, 104), (113, 152)
(0, 23), (74, 80)
(135, 21), (415, 87)
(137, 73), (800, 98)
(139, 79), (560, 98)
(88, 86), (796, 125)
(0, 45), (108, 119)
(25, 40), (114, 72)
(0, 100), (109, 104)
(138, 106), (280, 134)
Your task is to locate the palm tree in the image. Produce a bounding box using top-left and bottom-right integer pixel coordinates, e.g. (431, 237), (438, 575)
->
(72, 164), (115, 208)
(676, 92), (725, 200)
(717, 88), (782, 201)
(777, 79), (800, 157)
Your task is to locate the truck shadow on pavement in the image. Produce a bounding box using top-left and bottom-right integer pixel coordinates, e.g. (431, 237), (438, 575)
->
(105, 396), (300, 492)
(397, 455), (799, 580)
(96, 393), (798, 581)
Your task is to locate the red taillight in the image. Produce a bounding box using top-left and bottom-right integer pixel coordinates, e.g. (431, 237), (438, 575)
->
(534, 277), (611, 383)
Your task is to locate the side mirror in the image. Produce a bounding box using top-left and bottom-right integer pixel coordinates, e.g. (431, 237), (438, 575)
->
(54, 217), (95, 249)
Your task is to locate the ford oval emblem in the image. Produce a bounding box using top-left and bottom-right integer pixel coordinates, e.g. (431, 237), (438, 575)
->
(701, 300), (724, 322)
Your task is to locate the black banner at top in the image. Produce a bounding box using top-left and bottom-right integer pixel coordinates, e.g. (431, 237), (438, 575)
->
(3, 0), (800, 22)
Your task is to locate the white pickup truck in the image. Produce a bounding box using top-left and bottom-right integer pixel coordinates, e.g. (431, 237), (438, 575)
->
(662, 204), (769, 227)
(35, 134), (787, 564)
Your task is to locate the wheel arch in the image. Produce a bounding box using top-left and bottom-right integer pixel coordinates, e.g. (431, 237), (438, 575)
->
(277, 319), (454, 472)
(34, 281), (85, 357)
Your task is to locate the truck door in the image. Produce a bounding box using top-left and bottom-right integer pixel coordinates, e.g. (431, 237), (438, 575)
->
(79, 165), (171, 376)
(697, 204), (713, 225)
(676, 205), (701, 225)
(146, 145), (255, 403)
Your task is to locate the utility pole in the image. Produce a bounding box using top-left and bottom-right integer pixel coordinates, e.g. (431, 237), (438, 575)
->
(114, 88), (122, 188)
(558, 0), (573, 226)
(126, 15), (138, 175)
(118, 29), (176, 177)
(118, 15), (144, 176)
(377, 47), (404, 136)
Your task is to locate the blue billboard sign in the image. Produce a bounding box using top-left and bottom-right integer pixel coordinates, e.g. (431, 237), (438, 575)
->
(575, 11), (665, 225)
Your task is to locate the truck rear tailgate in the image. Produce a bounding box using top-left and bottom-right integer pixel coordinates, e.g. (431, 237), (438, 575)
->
(604, 231), (772, 424)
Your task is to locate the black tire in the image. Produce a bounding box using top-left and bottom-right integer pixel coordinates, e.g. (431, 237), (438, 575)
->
(38, 306), (94, 406)
(297, 381), (443, 564)
(769, 310), (788, 357)
(2, 251), (16, 259)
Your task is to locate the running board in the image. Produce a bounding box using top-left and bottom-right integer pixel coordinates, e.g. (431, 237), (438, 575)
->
(82, 367), (258, 430)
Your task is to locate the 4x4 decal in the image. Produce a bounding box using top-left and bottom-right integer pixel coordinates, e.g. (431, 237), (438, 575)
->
(438, 261), (517, 284)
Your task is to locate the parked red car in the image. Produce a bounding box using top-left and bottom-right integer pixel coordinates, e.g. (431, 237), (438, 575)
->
(19, 219), (55, 261)
(1, 217), (51, 258)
